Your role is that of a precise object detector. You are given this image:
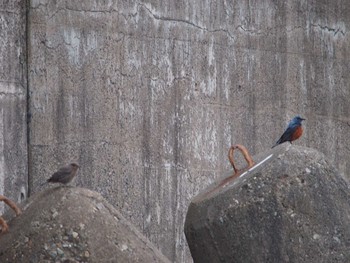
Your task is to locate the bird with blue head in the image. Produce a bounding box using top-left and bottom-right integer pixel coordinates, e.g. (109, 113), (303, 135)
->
(272, 116), (305, 148)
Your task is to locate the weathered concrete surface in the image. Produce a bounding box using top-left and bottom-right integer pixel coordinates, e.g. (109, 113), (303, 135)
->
(27, 1), (350, 262)
(185, 144), (350, 263)
(0, 187), (170, 263)
(0, 0), (28, 212)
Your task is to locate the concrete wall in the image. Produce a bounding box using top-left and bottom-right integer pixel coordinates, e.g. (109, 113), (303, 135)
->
(25, 0), (350, 262)
(0, 0), (28, 212)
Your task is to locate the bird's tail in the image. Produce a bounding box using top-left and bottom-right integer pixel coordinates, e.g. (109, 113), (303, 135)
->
(272, 138), (282, 148)
(40, 180), (48, 186)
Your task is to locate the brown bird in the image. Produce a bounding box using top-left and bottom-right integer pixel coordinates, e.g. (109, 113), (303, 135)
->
(42, 163), (80, 186)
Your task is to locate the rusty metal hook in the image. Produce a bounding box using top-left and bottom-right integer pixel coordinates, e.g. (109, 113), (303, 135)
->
(198, 144), (256, 200)
(0, 195), (22, 233)
(228, 144), (255, 177)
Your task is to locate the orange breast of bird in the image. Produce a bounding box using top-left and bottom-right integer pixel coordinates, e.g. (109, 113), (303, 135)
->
(291, 126), (303, 141)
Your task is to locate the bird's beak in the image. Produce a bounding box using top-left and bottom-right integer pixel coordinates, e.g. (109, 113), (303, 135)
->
(301, 118), (306, 121)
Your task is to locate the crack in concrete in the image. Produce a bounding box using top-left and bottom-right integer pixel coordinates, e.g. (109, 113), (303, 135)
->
(41, 40), (64, 50)
(286, 25), (304, 33)
(64, 7), (116, 14)
(0, 9), (20, 15)
(236, 25), (265, 36)
(31, 139), (121, 147)
(31, 2), (125, 22)
(0, 81), (25, 97)
(30, 2), (48, 10)
(0, 92), (24, 97)
(136, 3), (236, 41)
(114, 67), (137, 79)
(138, 3), (206, 30)
(312, 24), (346, 36)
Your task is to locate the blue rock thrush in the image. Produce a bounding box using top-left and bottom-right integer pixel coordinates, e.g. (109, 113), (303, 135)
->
(272, 116), (305, 148)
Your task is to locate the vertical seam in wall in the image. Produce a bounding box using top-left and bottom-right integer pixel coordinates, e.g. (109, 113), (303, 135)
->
(25, 0), (31, 197)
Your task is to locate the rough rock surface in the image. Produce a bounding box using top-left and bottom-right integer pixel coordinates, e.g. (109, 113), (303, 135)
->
(185, 145), (350, 263)
(0, 187), (170, 263)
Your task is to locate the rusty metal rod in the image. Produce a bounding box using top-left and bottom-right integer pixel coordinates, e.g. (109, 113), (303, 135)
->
(228, 144), (255, 177)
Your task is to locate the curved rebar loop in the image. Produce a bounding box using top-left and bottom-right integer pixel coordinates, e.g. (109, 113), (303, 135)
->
(228, 144), (255, 178)
(0, 194), (22, 233)
(0, 217), (8, 233)
(201, 144), (256, 199)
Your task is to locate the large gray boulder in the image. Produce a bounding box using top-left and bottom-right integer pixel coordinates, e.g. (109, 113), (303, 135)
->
(0, 187), (170, 263)
(185, 145), (350, 263)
